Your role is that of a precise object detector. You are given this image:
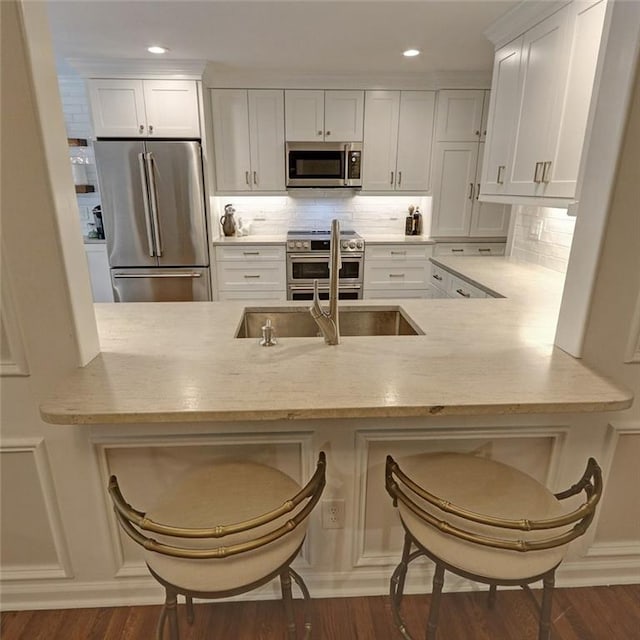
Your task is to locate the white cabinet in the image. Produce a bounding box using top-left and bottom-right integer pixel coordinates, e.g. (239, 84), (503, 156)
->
(433, 242), (506, 257)
(435, 90), (488, 142)
(430, 261), (493, 299)
(362, 91), (436, 192)
(211, 90), (285, 192)
(364, 243), (434, 299)
(481, 0), (606, 201)
(215, 245), (286, 301)
(84, 243), (114, 303)
(284, 90), (364, 141)
(431, 141), (510, 238)
(88, 79), (200, 138)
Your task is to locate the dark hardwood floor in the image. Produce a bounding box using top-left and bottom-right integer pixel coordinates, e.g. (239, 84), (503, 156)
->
(1, 585), (639, 639)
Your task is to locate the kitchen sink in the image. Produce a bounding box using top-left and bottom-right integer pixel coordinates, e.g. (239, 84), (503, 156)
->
(235, 305), (424, 338)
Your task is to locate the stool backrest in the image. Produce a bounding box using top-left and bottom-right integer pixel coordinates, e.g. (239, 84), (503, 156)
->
(109, 452), (326, 559)
(385, 454), (602, 552)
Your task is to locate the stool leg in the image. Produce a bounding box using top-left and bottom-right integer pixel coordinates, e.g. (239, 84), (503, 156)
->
(160, 588), (179, 640)
(185, 595), (195, 625)
(539, 572), (555, 640)
(280, 569), (297, 640)
(487, 584), (497, 609)
(289, 568), (313, 640)
(426, 563), (445, 640)
(394, 531), (413, 607)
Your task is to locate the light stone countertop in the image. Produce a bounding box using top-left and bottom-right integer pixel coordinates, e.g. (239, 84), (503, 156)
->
(40, 258), (632, 425)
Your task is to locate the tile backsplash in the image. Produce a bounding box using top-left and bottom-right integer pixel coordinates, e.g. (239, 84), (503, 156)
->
(510, 205), (576, 273)
(212, 193), (432, 237)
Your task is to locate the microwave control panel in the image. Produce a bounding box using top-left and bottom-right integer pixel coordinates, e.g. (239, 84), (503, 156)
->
(348, 151), (361, 179)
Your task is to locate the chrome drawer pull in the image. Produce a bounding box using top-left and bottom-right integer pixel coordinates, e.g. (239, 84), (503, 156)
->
(456, 288), (471, 298)
(432, 274), (443, 281)
(389, 273), (405, 278)
(244, 274), (261, 279)
(451, 248), (464, 253)
(390, 251), (406, 255)
(478, 248), (491, 253)
(243, 251), (260, 255)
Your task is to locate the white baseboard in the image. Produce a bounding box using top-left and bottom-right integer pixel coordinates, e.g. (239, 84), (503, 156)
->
(2, 558), (639, 612)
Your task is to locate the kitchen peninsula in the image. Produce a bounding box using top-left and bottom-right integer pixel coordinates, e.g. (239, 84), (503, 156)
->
(41, 257), (630, 424)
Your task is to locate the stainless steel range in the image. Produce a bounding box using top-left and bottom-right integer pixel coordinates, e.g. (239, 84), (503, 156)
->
(286, 229), (364, 301)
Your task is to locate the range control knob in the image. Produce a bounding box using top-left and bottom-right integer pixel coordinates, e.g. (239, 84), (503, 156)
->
(341, 240), (349, 249)
(287, 240), (295, 250)
(349, 240), (356, 249)
(303, 241), (309, 249)
(356, 240), (363, 249)
(295, 241), (302, 249)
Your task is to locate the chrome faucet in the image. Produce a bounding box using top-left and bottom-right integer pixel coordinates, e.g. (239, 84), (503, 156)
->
(309, 219), (341, 345)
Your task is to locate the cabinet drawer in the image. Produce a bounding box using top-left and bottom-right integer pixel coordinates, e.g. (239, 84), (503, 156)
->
(429, 263), (451, 291)
(365, 244), (433, 261)
(364, 262), (428, 290)
(433, 242), (505, 256)
(216, 261), (285, 291)
(214, 245), (285, 262)
(449, 275), (488, 299)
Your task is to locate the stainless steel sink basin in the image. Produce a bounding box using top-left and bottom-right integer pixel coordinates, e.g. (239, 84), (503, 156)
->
(235, 305), (423, 338)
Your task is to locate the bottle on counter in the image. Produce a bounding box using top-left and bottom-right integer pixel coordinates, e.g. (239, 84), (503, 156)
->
(412, 207), (422, 236)
(405, 205), (415, 236)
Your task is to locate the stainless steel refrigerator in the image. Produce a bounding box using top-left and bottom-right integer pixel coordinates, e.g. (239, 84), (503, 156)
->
(94, 140), (211, 302)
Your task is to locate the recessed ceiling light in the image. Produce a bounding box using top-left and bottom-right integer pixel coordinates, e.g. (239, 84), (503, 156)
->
(147, 46), (169, 55)
(403, 49), (420, 57)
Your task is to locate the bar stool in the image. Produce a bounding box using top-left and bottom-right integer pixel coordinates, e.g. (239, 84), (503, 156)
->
(385, 452), (602, 640)
(108, 452), (326, 640)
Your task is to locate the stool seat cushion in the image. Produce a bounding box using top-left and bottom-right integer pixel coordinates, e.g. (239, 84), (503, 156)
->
(143, 461), (306, 593)
(398, 453), (569, 581)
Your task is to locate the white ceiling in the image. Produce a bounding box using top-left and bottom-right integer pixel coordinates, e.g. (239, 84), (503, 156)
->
(46, 0), (519, 77)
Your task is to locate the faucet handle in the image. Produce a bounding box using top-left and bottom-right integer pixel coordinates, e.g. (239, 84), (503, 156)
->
(260, 319), (276, 346)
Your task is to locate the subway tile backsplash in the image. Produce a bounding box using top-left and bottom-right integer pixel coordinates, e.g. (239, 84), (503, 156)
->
(511, 205), (576, 273)
(212, 194), (432, 237)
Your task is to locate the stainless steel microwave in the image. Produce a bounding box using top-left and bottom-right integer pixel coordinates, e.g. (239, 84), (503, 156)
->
(286, 142), (362, 188)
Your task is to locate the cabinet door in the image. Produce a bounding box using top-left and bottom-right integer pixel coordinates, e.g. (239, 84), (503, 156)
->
(430, 142), (477, 237)
(544, 0), (606, 198)
(248, 90), (285, 191)
(84, 244), (114, 302)
(143, 81), (200, 138)
(509, 6), (570, 196)
(284, 90), (324, 141)
(362, 91), (400, 191)
(88, 79), (146, 137)
(395, 91), (436, 192)
(211, 90), (252, 191)
(471, 143), (511, 237)
(480, 91), (490, 141)
(481, 38), (523, 195)
(434, 90), (485, 141)
(324, 91), (364, 141)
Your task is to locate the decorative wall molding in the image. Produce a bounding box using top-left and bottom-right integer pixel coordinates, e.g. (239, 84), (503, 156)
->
(0, 247), (29, 377)
(91, 431), (315, 578)
(66, 58), (207, 80)
(0, 439), (72, 580)
(352, 425), (569, 568)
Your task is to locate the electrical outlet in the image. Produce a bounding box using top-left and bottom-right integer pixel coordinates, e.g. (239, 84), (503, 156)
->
(528, 219), (544, 240)
(322, 499), (345, 529)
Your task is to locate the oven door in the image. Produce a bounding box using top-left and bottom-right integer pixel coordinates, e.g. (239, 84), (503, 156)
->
(287, 253), (363, 284)
(288, 284), (362, 301)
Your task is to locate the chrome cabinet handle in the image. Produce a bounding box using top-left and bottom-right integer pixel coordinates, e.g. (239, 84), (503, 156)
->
(398, 171), (402, 186)
(456, 288), (471, 298)
(468, 183), (474, 200)
(478, 248), (491, 253)
(137, 152), (155, 257)
(432, 274), (443, 281)
(245, 171), (250, 185)
(475, 130), (480, 136)
(253, 171), (257, 185)
(390, 171), (394, 185)
(497, 165), (505, 185)
(317, 130), (323, 136)
(390, 250), (406, 255)
(476, 183), (480, 200)
(243, 274), (261, 279)
(534, 162), (543, 184)
(451, 248), (464, 253)
(542, 161), (552, 184)
(389, 273), (405, 278)
(148, 125), (154, 134)
(326, 130), (331, 136)
(243, 251), (260, 255)
(139, 124), (144, 134)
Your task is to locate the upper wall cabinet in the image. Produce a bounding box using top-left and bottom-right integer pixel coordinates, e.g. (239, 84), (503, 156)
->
(481, 0), (607, 203)
(362, 90), (436, 192)
(211, 89), (285, 192)
(285, 90), (364, 141)
(88, 79), (200, 138)
(434, 90), (489, 142)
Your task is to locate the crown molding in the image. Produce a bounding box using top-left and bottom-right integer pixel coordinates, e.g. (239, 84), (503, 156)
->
(484, 0), (570, 48)
(203, 65), (491, 90)
(66, 58), (207, 80)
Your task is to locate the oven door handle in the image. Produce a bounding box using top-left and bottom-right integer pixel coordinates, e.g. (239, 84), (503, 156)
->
(289, 284), (362, 291)
(344, 143), (349, 185)
(288, 254), (363, 260)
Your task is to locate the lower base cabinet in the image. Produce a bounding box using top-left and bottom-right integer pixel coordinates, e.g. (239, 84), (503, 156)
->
(430, 261), (493, 299)
(84, 243), (114, 303)
(364, 243), (434, 299)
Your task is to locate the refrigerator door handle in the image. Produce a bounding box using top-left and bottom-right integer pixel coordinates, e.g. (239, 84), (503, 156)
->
(113, 272), (202, 279)
(137, 152), (156, 257)
(145, 152), (163, 257)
